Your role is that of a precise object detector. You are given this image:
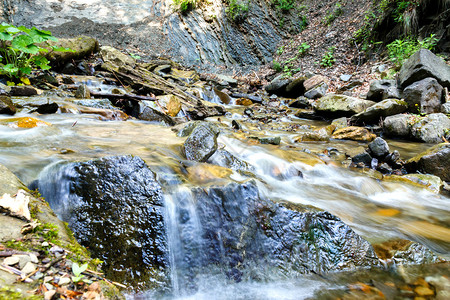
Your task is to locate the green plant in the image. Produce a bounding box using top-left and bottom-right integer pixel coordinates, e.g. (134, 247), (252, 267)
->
(272, 61), (282, 72)
(387, 34), (438, 67)
(226, 0), (249, 23)
(297, 42), (310, 56)
(0, 23), (72, 80)
(276, 45), (285, 55)
(173, 0), (198, 13)
(298, 15), (308, 31)
(323, 2), (343, 25)
(320, 47), (336, 68)
(272, 0), (295, 12)
(71, 262), (88, 283)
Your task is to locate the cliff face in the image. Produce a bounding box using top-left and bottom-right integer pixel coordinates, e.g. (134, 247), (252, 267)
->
(2, 0), (304, 71)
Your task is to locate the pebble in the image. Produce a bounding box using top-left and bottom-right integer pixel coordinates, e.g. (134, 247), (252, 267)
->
(340, 74), (352, 82)
(21, 261), (36, 274)
(3, 256), (20, 266)
(58, 277), (71, 286)
(29, 253), (39, 264)
(44, 290), (56, 300)
(15, 254), (31, 269)
(42, 241), (49, 247)
(44, 276), (53, 283)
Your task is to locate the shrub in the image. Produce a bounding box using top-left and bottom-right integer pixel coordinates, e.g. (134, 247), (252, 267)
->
(173, 0), (198, 13)
(226, 0), (249, 23)
(323, 2), (343, 25)
(320, 47), (336, 68)
(0, 23), (72, 81)
(387, 34), (438, 67)
(272, 61), (282, 72)
(272, 0), (295, 12)
(297, 42), (310, 56)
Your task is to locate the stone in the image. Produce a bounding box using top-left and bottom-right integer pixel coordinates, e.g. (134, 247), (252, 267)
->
(442, 102), (450, 114)
(368, 137), (390, 158)
(403, 77), (443, 114)
(213, 88), (231, 105)
(21, 262), (36, 275)
(215, 74), (238, 87)
(295, 128), (330, 142)
(58, 277), (71, 286)
(0, 117), (52, 129)
(410, 113), (450, 143)
(258, 136), (281, 145)
(332, 126), (376, 142)
(183, 122), (220, 162)
(284, 77), (306, 98)
(75, 84), (91, 99)
(0, 95), (16, 115)
(264, 77), (290, 96)
(16, 254), (32, 269)
(398, 48), (450, 89)
(337, 80), (364, 92)
(331, 117), (348, 130)
(10, 86), (38, 96)
(378, 163), (392, 174)
(383, 114), (411, 138)
(36, 103), (59, 114)
(366, 80), (400, 102)
(156, 95), (182, 117)
(100, 46), (136, 70)
(313, 94), (376, 118)
(288, 97), (311, 108)
(303, 75), (328, 91)
(3, 256), (20, 266)
(340, 74), (352, 82)
(405, 143), (450, 181)
(304, 82), (328, 99)
(352, 152), (372, 167)
(29, 253), (39, 264)
(403, 174), (444, 194)
(135, 101), (175, 126)
(351, 98), (408, 124)
(207, 149), (252, 172)
(46, 36), (99, 65)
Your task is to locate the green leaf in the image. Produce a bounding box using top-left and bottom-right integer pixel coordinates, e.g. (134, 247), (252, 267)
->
(19, 66), (32, 75)
(12, 35), (39, 54)
(2, 63), (19, 73)
(33, 56), (50, 70)
(72, 262), (88, 277)
(0, 32), (12, 41)
(29, 27), (57, 43)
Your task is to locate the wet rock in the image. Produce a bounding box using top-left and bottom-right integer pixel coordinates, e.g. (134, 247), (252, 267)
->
(186, 105), (226, 120)
(402, 174), (444, 194)
(231, 120), (241, 130)
(74, 84), (91, 99)
(332, 126), (376, 142)
(133, 101), (175, 126)
(213, 88), (231, 105)
(366, 80), (400, 102)
(235, 98), (253, 106)
(46, 36), (99, 66)
(264, 77), (290, 96)
(403, 77), (443, 114)
(0, 95), (16, 115)
(398, 48), (450, 89)
(392, 242), (443, 265)
(410, 113), (450, 143)
(331, 117), (348, 130)
(100, 46), (136, 69)
(405, 143), (450, 181)
(351, 98), (408, 124)
(207, 149), (252, 172)
(39, 155), (167, 286)
(183, 122), (220, 162)
(0, 117), (52, 128)
(36, 103), (59, 114)
(72, 99), (116, 110)
(351, 152), (372, 167)
(383, 114), (414, 138)
(155, 94), (182, 117)
(10, 86), (38, 96)
(378, 163), (393, 174)
(289, 96), (311, 108)
(295, 128), (330, 142)
(304, 82), (328, 99)
(313, 94), (376, 118)
(368, 137), (390, 158)
(258, 136), (281, 145)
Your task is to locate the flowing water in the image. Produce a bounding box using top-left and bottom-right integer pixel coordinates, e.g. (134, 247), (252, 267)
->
(1, 92), (449, 299)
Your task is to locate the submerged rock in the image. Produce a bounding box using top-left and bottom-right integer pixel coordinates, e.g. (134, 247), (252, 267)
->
(0, 95), (16, 115)
(183, 122), (220, 162)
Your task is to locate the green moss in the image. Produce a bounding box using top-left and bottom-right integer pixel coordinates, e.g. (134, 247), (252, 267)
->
(4, 240), (28, 252)
(0, 287), (40, 300)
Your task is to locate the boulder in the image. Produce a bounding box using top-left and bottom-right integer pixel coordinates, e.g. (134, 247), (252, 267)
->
(368, 137), (390, 158)
(183, 122), (220, 162)
(313, 94), (376, 118)
(207, 149), (253, 172)
(351, 98), (408, 124)
(398, 48), (450, 89)
(288, 97), (311, 108)
(100, 46), (136, 69)
(303, 75), (328, 91)
(405, 143), (450, 181)
(402, 77), (443, 114)
(10, 86), (38, 96)
(383, 114), (412, 138)
(331, 117), (348, 130)
(46, 36), (99, 65)
(132, 101), (175, 126)
(284, 77), (306, 98)
(37, 155), (168, 286)
(410, 113), (450, 143)
(304, 82), (328, 99)
(442, 102), (450, 114)
(0, 95), (16, 115)
(264, 77), (290, 96)
(366, 80), (400, 102)
(332, 126), (376, 142)
(74, 84), (91, 99)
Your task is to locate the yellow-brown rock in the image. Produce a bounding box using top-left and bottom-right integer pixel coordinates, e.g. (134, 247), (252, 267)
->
(236, 98), (253, 106)
(1, 117), (52, 128)
(332, 126), (376, 142)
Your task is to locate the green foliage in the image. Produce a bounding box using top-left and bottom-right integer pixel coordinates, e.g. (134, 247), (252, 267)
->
(298, 15), (308, 31)
(272, 0), (295, 12)
(272, 61), (282, 72)
(71, 262), (88, 283)
(323, 2), (343, 25)
(380, 0), (420, 23)
(0, 23), (72, 80)
(173, 0), (197, 13)
(276, 45), (285, 55)
(387, 34), (438, 67)
(297, 42), (310, 56)
(226, 0), (249, 23)
(320, 47), (336, 68)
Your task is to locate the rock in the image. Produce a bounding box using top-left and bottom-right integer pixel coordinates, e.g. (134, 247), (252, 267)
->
(442, 102), (450, 114)
(258, 136), (281, 145)
(72, 99), (116, 110)
(332, 126), (376, 142)
(304, 82), (328, 99)
(383, 114), (412, 138)
(46, 36), (99, 66)
(264, 77), (290, 96)
(285, 77), (306, 98)
(410, 113), (450, 143)
(10, 86), (38, 96)
(0, 190), (31, 221)
(36, 103), (59, 114)
(351, 98), (408, 124)
(213, 88), (231, 105)
(403, 174), (444, 193)
(235, 98), (253, 106)
(398, 48), (450, 89)
(75, 84), (91, 99)
(378, 163), (393, 174)
(288, 97), (311, 108)
(183, 122), (220, 162)
(207, 149), (252, 172)
(295, 128), (330, 142)
(304, 75), (328, 91)
(0, 117), (51, 128)
(3, 256), (20, 266)
(368, 137), (390, 158)
(405, 143), (450, 181)
(156, 95), (182, 117)
(38, 155), (167, 286)
(352, 152), (373, 167)
(313, 94), (376, 118)
(331, 117), (348, 130)
(29, 253), (39, 264)
(58, 277), (71, 286)
(21, 262), (36, 275)
(403, 77), (443, 114)
(0, 95), (16, 115)
(135, 101), (175, 126)
(366, 80), (400, 102)
(337, 80), (364, 92)
(340, 74), (352, 82)
(100, 46), (136, 69)
(215, 74), (238, 87)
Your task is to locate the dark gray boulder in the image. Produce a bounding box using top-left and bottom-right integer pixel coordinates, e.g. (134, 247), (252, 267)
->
(304, 82), (328, 99)
(410, 113), (450, 143)
(405, 143), (450, 181)
(383, 114), (412, 138)
(132, 101), (175, 126)
(402, 77), (443, 114)
(398, 48), (450, 89)
(366, 80), (400, 102)
(351, 98), (408, 125)
(207, 149), (253, 172)
(183, 122), (220, 162)
(0, 95), (16, 115)
(368, 137), (390, 158)
(37, 155), (167, 287)
(264, 77), (290, 96)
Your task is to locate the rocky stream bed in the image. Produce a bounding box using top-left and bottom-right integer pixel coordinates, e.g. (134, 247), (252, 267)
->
(0, 36), (449, 299)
